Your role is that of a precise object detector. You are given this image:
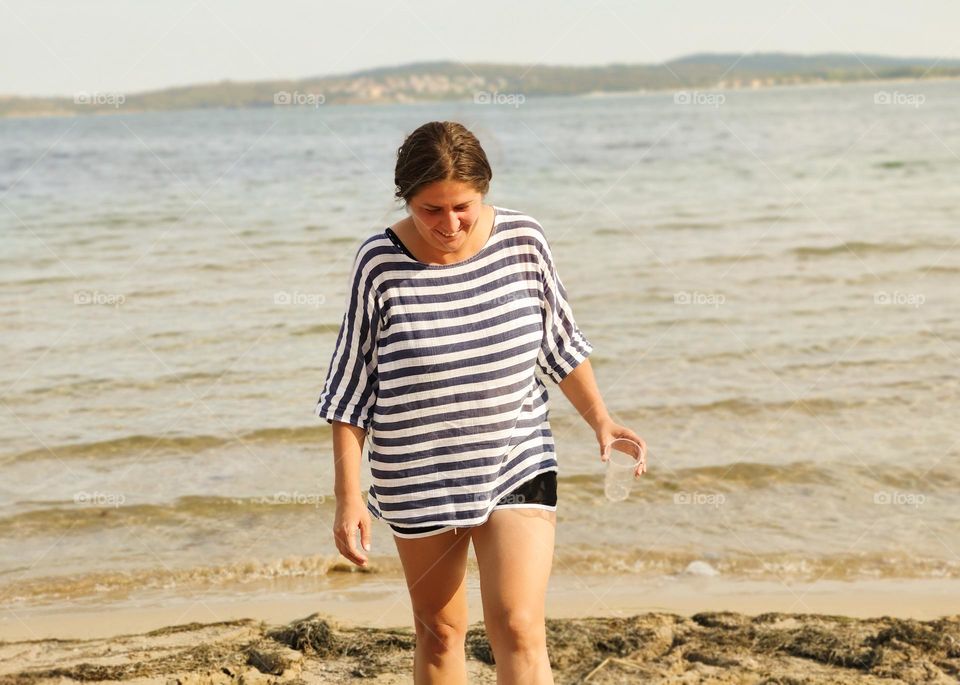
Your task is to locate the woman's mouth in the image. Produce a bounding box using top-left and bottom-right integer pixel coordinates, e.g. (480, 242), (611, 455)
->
(434, 228), (463, 240)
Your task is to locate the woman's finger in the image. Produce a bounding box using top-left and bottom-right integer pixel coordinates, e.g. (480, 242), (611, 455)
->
(336, 525), (367, 566)
(615, 427), (646, 458)
(346, 526), (369, 566)
(358, 515), (372, 553)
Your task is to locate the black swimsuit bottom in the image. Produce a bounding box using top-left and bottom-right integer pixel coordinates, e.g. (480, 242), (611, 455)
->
(387, 470), (558, 536)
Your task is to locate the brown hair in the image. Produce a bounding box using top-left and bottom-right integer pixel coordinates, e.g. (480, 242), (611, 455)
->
(394, 121), (492, 204)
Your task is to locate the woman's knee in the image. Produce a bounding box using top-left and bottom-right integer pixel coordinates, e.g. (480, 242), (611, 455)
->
(485, 607), (547, 654)
(414, 613), (468, 654)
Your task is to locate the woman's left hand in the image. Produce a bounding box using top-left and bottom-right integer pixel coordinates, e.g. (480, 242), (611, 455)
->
(596, 420), (648, 477)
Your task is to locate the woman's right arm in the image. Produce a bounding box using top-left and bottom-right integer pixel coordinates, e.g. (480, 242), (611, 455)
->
(331, 420), (372, 567)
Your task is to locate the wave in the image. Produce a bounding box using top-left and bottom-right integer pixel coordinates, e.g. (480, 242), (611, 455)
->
(4, 547), (959, 606)
(778, 355), (936, 372)
(652, 220), (726, 231)
(561, 459), (960, 494)
(0, 274), (77, 287)
(741, 212), (799, 224)
(0, 493), (338, 537)
(4, 433), (230, 464)
(559, 460), (829, 493)
(19, 369), (231, 397)
(0, 552), (386, 606)
(874, 160), (934, 170)
(692, 253), (765, 265)
(291, 323), (342, 337)
(550, 548), (960, 582)
(631, 395), (861, 418)
(4, 425), (328, 464)
(594, 227), (632, 236)
(789, 240), (954, 258)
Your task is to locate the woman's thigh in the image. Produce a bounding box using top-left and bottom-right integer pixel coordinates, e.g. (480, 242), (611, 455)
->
(393, 527), (473, 634)
(470, 507), (557, 634)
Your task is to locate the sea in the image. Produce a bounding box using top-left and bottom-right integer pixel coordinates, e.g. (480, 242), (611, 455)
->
(1, 79), (959, 629)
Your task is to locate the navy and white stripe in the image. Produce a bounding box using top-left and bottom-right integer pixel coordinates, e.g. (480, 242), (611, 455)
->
(315, 206), (593, 531)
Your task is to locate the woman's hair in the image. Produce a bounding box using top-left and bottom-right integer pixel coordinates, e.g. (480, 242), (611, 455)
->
(394, 121), (492, 204)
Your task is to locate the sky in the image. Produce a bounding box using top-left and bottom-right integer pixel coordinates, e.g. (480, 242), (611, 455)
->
(1, 0), (958, 97)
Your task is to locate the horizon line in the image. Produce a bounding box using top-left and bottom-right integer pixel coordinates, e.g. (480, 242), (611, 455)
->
(4, 49), (960, 100)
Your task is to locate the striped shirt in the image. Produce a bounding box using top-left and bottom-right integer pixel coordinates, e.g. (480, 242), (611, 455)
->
(315, 206), (593, 531)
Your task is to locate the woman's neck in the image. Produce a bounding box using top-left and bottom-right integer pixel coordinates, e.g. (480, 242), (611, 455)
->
(396, 204), (494, 265)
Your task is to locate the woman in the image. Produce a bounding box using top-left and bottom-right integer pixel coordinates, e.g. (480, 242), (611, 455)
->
(316, 121), (647, 684)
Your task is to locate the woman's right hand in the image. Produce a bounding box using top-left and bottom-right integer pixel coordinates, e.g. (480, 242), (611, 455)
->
(333, 494), (372, 568)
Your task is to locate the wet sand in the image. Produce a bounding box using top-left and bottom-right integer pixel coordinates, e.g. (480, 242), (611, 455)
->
(2, 609), (959, 684)
(5, 575), (960, 640)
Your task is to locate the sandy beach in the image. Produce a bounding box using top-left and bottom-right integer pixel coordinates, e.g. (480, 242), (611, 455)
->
(3, 607), (959, 684)
(4, 577), (960, 683)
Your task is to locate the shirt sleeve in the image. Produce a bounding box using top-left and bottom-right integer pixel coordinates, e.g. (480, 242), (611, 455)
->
(315, 245), (380, 431)
(536, 234), (593, 384)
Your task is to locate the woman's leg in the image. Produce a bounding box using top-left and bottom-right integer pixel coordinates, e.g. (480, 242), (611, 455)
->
(393, 528), (473, 684)
(470, 507), (557, 685)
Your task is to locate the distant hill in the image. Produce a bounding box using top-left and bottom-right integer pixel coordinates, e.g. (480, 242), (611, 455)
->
(2, 52), (958, 118)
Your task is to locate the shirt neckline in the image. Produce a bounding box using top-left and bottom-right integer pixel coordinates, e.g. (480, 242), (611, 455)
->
(384, 205), (501, 270)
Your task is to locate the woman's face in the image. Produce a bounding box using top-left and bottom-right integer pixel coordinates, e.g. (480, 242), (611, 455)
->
(407, 180), (485, 255)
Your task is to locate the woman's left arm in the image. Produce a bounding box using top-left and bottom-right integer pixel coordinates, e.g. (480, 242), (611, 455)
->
(557, 359), (648, 476)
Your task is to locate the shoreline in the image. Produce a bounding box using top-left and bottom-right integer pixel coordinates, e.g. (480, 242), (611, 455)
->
(2, 74), (958, 120)
(4, 576), (960, 642)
